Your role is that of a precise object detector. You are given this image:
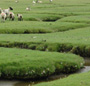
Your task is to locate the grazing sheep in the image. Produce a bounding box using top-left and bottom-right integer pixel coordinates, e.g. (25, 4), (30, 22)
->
(3, 7), (13, 15)
(49, 0), (52, 2)
(15, 0), (18, 3)
(0, 8), (2, 13)
(36, 0), (42, 3)
(33, 0), (36, 4)
(38, 1), (42, 3)
(32, 36), (37, 38)
(8, 12), (15, 21)
(17, 14), (23, 21)
(0, 11), (7, 22)
(26, 7), (31, 11)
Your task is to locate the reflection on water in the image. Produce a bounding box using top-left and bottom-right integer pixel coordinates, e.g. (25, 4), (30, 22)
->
(14, 81), (34, 86)
(0, 80), (18, 86)
(75, 66), (90, 73)
(84, 57), (90, 66)
(0, 57), (90, 86)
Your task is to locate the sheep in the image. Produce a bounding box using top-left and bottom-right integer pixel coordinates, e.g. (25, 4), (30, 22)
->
(49, 0), (52, 2)
(26, 7), (31, 11)
(17, 14), (23, 21)
(38, 1), (42, 3)
(0, 11), (7, 22)
(15, 0), (18, 3)
(8, 12), (15, 21)
(36, 0), (42, 3)
(33, 0), (36, 4)
(3, 7), (13, 15)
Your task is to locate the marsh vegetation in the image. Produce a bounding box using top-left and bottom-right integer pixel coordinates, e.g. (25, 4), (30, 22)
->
(0, 0), (90, 86)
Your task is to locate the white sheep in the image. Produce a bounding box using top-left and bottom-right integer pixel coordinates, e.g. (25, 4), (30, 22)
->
(38, 1), (42, 3)
(36, 0), (42, 3)
(0, 11), (7, 22)
(17, 14), (23, 21)
(15, 0), (18, 3)
(26, 7), (31, 11)
(49, 0), (52, 2)
(33, 0), (36, 4)
(8, 12), (15, 21)
(3, 7), (13, 15)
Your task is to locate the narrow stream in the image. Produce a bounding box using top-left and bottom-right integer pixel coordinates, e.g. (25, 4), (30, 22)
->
(0, 58), (90, 86)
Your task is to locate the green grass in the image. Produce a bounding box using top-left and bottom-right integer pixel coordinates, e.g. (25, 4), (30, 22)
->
(0, 0), (90, 85)
(57, 15), (90, 23)
(0, 27), (89, 44)
(0, 27), (89, 57)
(0, 21), (87, 33)
(0, 47), (84, 79)
(34, 71), (90, 86)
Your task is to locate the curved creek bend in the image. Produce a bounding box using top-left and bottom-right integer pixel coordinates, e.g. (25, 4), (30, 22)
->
(0, 57), (90, 86)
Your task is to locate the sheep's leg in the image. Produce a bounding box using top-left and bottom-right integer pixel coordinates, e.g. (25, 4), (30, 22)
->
(1, 17), (4, 23)
(5, 17), (7, 20)
(12, 17), (14, 21)
(3, 18), (5, 22)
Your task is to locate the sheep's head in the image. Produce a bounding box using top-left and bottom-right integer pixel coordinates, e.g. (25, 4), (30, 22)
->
(9, 7), (13, 10)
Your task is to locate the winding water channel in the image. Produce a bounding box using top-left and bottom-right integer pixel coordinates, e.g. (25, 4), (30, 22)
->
(0, 57), (90, 86)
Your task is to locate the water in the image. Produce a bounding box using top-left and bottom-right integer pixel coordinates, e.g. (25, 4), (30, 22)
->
(84, 57), (90, 66)
(0, 74), (68, 86)
(0, 57), (90, 86)
(76, 66), (90, 73)
(75, 57), (90, 73)
(0, 80), (18, 86)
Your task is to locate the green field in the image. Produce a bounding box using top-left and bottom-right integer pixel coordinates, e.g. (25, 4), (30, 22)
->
(0, 0), (90, 85)
(0, 27), (89, 57)
(0, 21), (87, 33)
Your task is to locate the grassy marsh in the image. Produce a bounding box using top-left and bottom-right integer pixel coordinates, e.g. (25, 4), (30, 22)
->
(0, 0), (90, 85)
